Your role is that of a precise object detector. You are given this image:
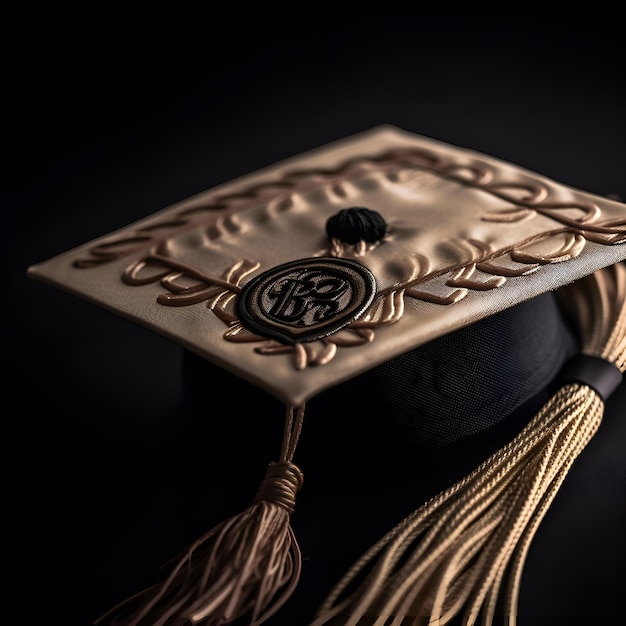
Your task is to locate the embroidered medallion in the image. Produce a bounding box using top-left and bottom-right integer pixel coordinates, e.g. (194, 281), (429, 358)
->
(237, 257), (377, 344)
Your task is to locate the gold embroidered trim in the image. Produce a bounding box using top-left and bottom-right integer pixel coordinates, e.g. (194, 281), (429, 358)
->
(73, 146), (625, 269)
(76, 146), (626, 369)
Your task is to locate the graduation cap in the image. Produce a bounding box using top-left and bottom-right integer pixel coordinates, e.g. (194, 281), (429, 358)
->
(27, 125), (626, 625)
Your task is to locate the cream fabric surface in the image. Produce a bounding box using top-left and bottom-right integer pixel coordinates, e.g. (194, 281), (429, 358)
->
(27, 126), (626, 406)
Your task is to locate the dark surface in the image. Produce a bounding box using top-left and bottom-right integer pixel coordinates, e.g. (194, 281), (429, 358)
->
(5, 2), (626, 624)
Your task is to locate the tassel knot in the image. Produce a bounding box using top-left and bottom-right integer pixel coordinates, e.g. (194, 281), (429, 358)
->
(253, 461), (304, 513)
(95, 405), (307, 626)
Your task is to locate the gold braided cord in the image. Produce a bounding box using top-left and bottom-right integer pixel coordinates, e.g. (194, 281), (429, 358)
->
(312, 262), (625, 626)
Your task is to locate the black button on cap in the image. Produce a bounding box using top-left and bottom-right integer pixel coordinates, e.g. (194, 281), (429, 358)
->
(326, 207), (387, 244)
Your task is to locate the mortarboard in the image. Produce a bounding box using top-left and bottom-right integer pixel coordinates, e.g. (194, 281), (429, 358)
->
(27, 125), (626, 625)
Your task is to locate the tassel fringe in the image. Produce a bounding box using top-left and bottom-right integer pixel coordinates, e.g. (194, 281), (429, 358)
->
(96, 405), (306, 626)
(312, 263), (626, 626)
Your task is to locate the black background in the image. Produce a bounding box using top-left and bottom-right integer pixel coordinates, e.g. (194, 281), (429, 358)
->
(5, 2), (626, 624)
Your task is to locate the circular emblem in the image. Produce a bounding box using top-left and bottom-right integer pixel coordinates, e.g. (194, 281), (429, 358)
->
(237, 257), (377, 344)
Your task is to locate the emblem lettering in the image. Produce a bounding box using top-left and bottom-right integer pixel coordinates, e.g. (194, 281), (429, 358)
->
(266, 270), (350, 325)
(237, 258), (377, 344)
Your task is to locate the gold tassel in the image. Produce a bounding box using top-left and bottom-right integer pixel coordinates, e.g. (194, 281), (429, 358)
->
(311, 263), (625, 626)
(96, 404), (306, 626)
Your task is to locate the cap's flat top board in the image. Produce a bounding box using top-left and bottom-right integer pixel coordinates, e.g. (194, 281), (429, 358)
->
(28, 125), (626, 405)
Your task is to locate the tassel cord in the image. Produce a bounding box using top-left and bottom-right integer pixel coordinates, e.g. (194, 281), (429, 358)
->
(313, 262), (626, 626)
(468, 390), (603, 626)
(319, 380), (597, 624)
(387, 508), (506, 626)
(336, 468), (514, 625)
(426, 513), (504, 626)
(500, 390), (604, 623)
(378, 388), (595, 624)
(395, 388), (606, 626)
